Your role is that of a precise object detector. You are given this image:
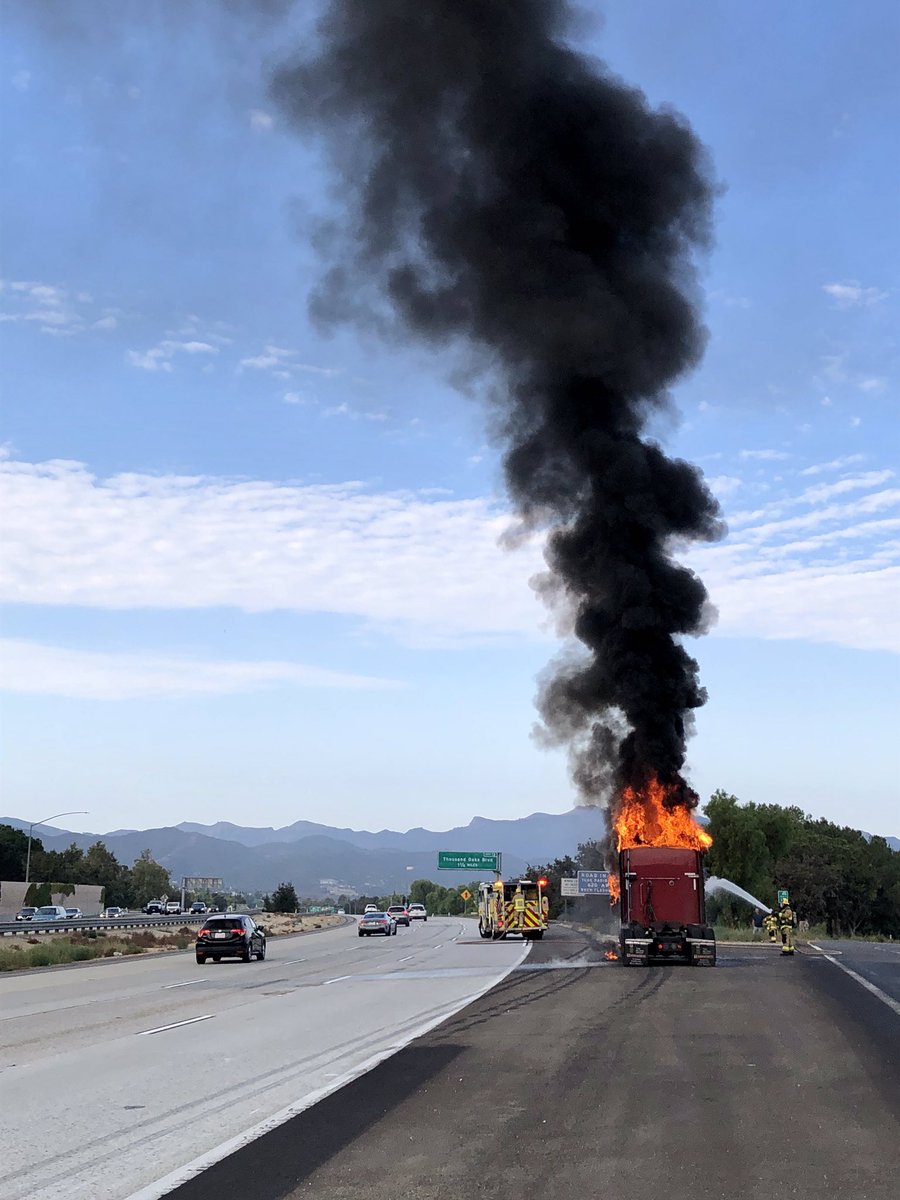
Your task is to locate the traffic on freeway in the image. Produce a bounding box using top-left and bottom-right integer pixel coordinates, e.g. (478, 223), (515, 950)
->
(0, 915), (527, 1200)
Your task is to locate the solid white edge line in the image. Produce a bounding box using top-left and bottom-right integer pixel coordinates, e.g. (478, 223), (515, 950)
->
(122, 939), (531, 1200)
(322, 974), (351, 985)
(137, 1015), (214, 1036)
(809, 945), (900, 1017)
(162, 979), (207, 990)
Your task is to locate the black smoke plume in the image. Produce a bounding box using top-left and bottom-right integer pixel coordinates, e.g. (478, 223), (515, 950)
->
(273, 0), (724, 828)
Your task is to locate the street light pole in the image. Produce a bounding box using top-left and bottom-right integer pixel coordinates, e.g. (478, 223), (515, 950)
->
(24, 811), (89, 885)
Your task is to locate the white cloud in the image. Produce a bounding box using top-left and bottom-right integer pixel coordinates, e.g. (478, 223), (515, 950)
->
(296, 363), (341, 377)
(689, 467), (900, 653)
(239, 344), (297, 372)
(691, 561), (900, 654)
(739, 449), (791, 462)
(283, 391), (307, 405)
(3, 456), (897, 655)
(322, 402), (388, 422)
(0, 457), (546, 641)
(1, 279), (122, 337)
(707, 475), (743, 498)
(801, 471), (893, 505)
(823, 281), (888, 308)
(126, 338), (218, 372)
(127, 348), (172, 372)
(801, 455), (864, 476)
(1, 279), (84, 334)
(0, 639), (397, 701)
(239, 347), (341, 382)
(858, 378), (886, 393)
(249, 109), (274, 130)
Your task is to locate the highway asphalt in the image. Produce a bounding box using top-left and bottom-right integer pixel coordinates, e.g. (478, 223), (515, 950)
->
(168, 929), (900, 1200)
(0, 917), (527, 1200)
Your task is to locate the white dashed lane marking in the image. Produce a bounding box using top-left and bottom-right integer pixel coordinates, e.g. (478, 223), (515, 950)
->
(137, 1015), (214, 1036)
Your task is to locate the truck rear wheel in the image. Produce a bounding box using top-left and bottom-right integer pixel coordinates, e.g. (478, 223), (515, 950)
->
(478, 919), (491, 939)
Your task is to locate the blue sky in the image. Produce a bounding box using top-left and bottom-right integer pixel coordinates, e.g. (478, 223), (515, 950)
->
(2, 1), (898, 840)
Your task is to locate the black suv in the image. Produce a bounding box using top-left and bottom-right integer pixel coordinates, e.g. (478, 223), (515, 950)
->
(196, 914), (266, 964)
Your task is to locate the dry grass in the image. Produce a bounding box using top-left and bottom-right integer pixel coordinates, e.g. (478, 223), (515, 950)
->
(0, 926), (196, 971)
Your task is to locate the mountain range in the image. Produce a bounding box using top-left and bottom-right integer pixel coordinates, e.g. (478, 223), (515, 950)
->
(1, 808), (609, 896)
(5, 810), (896, 897)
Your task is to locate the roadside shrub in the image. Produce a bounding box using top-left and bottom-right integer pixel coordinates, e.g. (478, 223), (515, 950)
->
(2, 922), (221, 972)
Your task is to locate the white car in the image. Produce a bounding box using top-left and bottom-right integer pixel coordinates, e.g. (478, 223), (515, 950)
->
(32, 905), (70, 921)
(364, 904), (379, 913)
(408, 904), (428, 922)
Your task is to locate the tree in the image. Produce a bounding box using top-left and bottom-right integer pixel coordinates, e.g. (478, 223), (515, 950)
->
(33, 841), (86, 884)
(409, 879), (433, 907)
(81, 841), (132, 907)
(706, 791), (899, 937)
(705, 791), (772, 903)
(131, 850), (172, 907)
(271, 881), (299, 913)
(0, 824), (33, 880)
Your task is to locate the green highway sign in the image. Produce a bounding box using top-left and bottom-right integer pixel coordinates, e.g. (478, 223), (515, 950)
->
(777, 889), (789, 905)
(437, 851), (501, 872)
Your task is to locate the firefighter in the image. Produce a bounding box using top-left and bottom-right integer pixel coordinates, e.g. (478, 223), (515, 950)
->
(764, 910), (779, 942)
(778, 898), (795, 955)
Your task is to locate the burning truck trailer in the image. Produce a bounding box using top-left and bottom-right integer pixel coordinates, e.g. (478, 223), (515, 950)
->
(618, 846), (715, 967)
(611, 780), (716, 967)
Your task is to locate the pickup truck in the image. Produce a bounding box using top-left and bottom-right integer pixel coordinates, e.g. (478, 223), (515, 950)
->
(143, 900), (165, 915)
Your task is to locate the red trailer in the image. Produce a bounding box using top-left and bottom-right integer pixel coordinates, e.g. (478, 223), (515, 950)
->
(619, 846), (716, 966)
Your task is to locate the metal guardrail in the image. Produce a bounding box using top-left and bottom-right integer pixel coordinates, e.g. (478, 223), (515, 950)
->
(0, 914), (207, 937)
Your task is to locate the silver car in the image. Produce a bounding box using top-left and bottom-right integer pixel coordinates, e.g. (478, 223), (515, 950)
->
(32, 905), (69, 921)
(357, 911), (397, 937)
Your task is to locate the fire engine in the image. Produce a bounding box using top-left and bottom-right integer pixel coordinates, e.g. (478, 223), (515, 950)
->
(477, 878), (548, 940)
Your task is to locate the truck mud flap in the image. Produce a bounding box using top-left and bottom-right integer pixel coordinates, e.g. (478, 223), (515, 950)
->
(623, 937), (651, 966)
(687, 938), (716, 966)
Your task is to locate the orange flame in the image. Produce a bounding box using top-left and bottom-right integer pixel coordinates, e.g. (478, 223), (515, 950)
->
(604, 950), (618, 961)
(607, 776), (712, 903)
